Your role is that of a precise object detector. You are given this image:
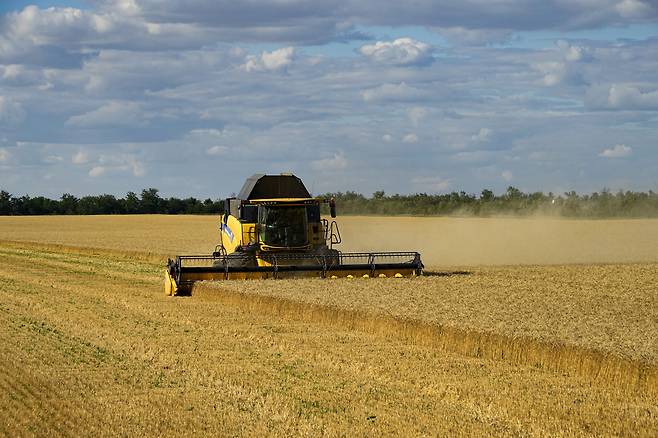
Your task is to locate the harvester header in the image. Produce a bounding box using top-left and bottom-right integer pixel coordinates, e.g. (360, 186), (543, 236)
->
(165, 173), (423, 295)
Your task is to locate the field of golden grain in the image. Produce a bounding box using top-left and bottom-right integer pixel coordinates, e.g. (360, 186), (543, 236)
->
(2, 214), (657, 265)
(1, 215), (657, 435)
(199, 263), (658, 364)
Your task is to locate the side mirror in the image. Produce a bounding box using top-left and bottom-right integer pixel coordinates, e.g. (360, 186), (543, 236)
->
(329, 198), (337, 218)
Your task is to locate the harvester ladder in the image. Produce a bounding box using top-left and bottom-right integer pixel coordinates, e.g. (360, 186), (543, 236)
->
(328, 220), (341, 249)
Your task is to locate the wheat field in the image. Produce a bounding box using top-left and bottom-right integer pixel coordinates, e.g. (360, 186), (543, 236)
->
(1, 215), (657, 435)
(2, 214), (657, 265)
(199, 263), (658, 363)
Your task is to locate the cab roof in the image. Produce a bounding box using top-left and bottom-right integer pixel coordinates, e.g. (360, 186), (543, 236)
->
(238, 173), (311, 200)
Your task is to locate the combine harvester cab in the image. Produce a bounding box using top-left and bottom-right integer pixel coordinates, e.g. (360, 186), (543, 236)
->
(165, 173), (423, 295)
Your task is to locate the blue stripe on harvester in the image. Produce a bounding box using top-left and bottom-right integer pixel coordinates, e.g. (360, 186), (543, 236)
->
(221, 223), (235, 242)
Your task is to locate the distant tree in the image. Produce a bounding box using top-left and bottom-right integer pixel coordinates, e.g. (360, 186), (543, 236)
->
(140, 188), (162, 213)
(180, 197), (199, 214)
(78, 196), (100, 215)
(480, 189), (494, 202)
(165, 197), (186, 214)
(124, 191), (140, 214)
(0, 190), (12, 215)
(505, 186), (523, 199)
(59, 193), (78, 215)
(96, 194), (122, 214)
(202, 201), (211, 214)
(20, 196), (57, 215)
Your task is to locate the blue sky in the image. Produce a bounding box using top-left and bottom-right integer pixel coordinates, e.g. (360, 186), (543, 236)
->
(0, 1), (87, 13)
(1, 0), (657, 198)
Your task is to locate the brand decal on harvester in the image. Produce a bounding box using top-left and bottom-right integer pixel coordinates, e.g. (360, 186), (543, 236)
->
(221, 223), (235, 242)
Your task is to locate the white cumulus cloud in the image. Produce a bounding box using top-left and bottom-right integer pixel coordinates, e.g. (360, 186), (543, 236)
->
(501, 170), (514, 182)
(72, 150), (90, 164)
(113, 0), (141, 16)
(586, 84), (658, 110)
(607, 84), (658, 110)
(89, 166), (106, 177)
(556, 40), (591, 62)
(87, 153), (145, 177)
(243, 47), (295, 72)
(616, 0), (653, 18)
(533, 61), (567, 86)
(2, 5), (122, 48)
(359, 38), (433, 66)
(599, 144), (632, 158)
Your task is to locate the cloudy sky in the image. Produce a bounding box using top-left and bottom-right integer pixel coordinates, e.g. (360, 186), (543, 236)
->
(1, 0), (657, 198)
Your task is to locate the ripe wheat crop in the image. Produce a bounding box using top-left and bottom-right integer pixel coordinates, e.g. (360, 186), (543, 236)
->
(1, 215), (657, 435)
(1, 214), (657, 265)
(199, 263), (658, 363)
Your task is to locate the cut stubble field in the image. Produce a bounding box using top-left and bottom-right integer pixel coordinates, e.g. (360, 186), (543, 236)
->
(0, 215), (657, 435)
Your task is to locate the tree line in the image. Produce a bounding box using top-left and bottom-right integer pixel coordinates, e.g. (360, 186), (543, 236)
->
(318, 187), (658, 218)
(1, 186), (658, 218)
(0, 188), (223, 215)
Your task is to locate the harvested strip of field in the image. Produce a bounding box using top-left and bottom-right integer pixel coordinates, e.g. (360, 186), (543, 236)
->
(2, 215), (657, 266)
(1, 242), (656, 436)
(198, 263), (658, 365)
(0, 215), (220, 257)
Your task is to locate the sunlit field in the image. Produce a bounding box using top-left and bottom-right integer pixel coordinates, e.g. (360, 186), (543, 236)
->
(1, 214), (657, 265)
(0, 215), (656, 435)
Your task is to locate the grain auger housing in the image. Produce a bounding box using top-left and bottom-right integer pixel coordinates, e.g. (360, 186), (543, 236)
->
(165, 173), (423, 295)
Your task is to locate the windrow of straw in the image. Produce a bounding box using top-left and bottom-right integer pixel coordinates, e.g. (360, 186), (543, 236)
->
(194, 284), (657, 397)
(0, 239), (168, 264)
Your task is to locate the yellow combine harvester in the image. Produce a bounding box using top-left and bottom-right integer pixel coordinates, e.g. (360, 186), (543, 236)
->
(165, 173), (423, 295)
